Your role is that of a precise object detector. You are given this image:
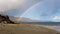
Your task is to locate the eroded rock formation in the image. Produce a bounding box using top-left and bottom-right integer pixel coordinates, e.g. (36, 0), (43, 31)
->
(0, 14), (15, 24)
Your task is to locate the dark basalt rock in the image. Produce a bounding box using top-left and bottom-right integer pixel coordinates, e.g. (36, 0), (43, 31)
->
(0, 14), (15, 24)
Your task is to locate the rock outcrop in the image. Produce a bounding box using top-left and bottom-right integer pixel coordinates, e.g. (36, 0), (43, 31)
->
(0, 14), (15, 24)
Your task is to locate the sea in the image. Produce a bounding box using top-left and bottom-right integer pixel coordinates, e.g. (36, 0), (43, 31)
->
(20, 22), (60, 26)
(20, 22), (60, 32)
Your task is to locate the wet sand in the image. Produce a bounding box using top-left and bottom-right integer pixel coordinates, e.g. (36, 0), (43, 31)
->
(0, 24), (60, 34)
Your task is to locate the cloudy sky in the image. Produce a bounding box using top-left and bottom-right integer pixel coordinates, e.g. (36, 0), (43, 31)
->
(21, 0), (60, 21)
(0, 0), (41, 16)
(0, 0), (60, 21)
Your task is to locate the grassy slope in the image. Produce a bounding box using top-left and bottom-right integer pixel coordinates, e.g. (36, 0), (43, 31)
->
(0, 24), (59, 34)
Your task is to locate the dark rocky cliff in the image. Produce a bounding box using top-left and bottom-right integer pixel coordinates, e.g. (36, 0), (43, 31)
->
(0, 14), (15, 24)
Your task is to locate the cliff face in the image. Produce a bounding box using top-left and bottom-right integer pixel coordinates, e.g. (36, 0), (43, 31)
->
(0, 14), (15, 24)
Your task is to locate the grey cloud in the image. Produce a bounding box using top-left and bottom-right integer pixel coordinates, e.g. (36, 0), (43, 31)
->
(0, 0), (41, 17)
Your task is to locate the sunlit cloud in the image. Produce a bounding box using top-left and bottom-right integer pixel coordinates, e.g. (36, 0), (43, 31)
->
(53, 16), (60, 20)
(0, 0), (28, 11)
(52, 16), (60, 22)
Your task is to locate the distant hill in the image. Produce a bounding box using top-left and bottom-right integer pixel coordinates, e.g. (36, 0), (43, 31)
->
(0, 14), (42, 24)
(9, 17), (41, 23)
(9, 16), (60, 26)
